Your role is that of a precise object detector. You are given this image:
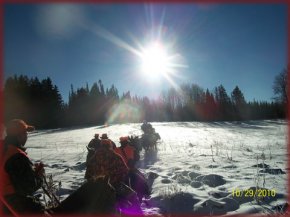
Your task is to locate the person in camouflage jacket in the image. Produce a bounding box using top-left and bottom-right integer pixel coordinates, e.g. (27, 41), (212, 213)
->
(85, 139), (129, 186)
(85, 139), (142, 214)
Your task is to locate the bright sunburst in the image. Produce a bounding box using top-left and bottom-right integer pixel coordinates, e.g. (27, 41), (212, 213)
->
(80, 14), (187, 87)
(140, 42), (170, 79)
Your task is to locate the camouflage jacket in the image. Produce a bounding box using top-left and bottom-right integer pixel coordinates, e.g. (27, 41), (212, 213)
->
(85, 147), (129, 185)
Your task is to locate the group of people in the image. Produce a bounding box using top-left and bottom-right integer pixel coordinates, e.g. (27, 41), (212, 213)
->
(84, 133), (149, 202)
(1, 119), (150, 216)
(1, 119), (160, 216)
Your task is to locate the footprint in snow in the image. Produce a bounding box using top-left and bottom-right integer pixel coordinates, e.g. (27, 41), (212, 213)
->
(222, 165), (237, 169)
(161, 179), (172, 184)
(207, 165), (219, 169)
(251, 163), (270, 168)
(189, 164), (201, 170)
(208, 190), (230, 198)
(190, 181), (202, 188)
(50, 164), (65, 169)
(188, 171), (201, 180)
(259, 168), (286, 175)
(176, 176), (191, 185)
(195, 174), (226, 187)
(159, 192), (200, 214)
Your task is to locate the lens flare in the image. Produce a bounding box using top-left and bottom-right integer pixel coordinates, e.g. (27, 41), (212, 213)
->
(106, 100), (143, 124)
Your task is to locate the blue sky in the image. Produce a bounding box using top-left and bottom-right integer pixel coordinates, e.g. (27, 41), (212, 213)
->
(4, 3), (287, 103)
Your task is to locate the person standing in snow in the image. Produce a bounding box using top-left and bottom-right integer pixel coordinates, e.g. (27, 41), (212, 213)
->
(85, 138), (141, 212)
(115, 136), (149, 200)
(85, 133), (117, 180)
(85, 133), (101, 180)
(85, 138), (128, 184)
(100, 133), (116, 149)
(87, 133), (101, 150)
(140, 120), (147, 133)
(141, 120), (153, 134)
(1, 119), (46, 215)
(114, 136), (140, 169)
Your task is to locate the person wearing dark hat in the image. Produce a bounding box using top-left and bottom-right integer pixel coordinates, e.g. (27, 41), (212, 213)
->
(86, 139), (141, 213)
(85, 139), (131, 205)
(85, 139), (128, 184)
(1, 119), (46, 215)
(85, 134), (102, 180)
(87, 133), (101, 150)
(100, 133), (108, 139)
(100, 133), (116, 149)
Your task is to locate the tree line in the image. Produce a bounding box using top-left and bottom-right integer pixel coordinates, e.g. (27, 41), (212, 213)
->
(3, 70), (287, 129)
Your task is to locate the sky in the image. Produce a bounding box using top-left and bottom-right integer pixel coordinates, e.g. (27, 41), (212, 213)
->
(4, 3), (287, 103)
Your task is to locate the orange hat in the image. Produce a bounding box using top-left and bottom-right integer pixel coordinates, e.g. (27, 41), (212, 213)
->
(6, 119), (35, 136)
(120, 136), (129, 142)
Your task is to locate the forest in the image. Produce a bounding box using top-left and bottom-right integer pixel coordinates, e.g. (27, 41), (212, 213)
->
(3, 70), (286, 129)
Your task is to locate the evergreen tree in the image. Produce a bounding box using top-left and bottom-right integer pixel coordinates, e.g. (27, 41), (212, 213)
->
(204, 89), (217, 121)
(89, 82), (101, 124)
(4, 75), (64, 128)
(214, 85), (233, 120)
(231, 86), (247, 120)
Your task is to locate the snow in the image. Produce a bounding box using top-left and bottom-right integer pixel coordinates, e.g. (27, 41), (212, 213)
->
(26, 119), (288, 216)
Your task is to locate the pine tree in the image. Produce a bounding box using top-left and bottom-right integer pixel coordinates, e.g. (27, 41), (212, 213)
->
(231, 86), (247, 120)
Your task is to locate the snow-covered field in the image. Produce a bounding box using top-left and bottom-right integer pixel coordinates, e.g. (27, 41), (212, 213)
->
(27, 120), (288, 216)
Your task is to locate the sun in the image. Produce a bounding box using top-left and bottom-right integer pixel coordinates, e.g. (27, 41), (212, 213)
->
(140, 42), (171, 80)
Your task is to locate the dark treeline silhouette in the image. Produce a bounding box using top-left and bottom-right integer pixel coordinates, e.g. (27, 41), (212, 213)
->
(4, 75), (64, 128)
(3, 74), (286, 129)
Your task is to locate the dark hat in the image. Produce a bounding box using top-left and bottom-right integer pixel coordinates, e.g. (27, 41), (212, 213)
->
(6, 119), (35, 136)
(94, 133), (99, 139)
(101, 133), (108, 139)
